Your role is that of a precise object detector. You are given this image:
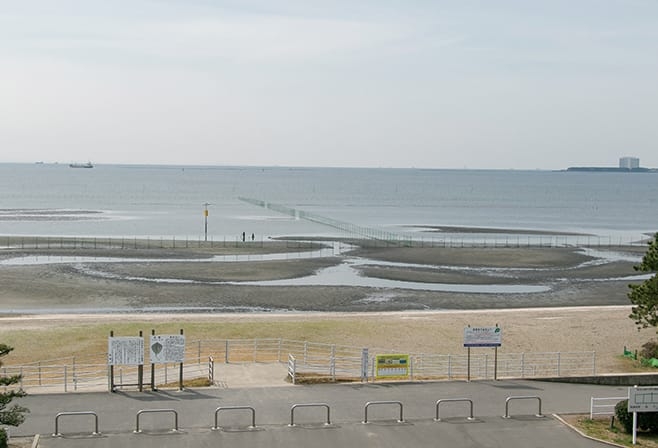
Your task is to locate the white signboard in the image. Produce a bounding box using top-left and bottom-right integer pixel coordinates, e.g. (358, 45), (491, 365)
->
(150, 334), (186, 364)
(628, 386), (658, 412)
(464, 326), (502, 347)
(108, 337), (144, 366)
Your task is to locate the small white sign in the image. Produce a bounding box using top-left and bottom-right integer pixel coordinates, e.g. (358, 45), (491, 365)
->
(629, 386), (658, 412)
(464, 326), (502, 347)
(108, 337), (144, 366)
(150, 334), (186, 364)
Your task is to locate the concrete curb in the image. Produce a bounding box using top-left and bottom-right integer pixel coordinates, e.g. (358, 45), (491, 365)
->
(553, 414), (625, 448)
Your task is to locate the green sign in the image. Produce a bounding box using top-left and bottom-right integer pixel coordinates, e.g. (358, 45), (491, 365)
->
(375, 354), (410, 378)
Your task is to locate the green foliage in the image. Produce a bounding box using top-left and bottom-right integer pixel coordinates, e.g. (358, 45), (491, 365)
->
(615, 399), (658, 434)
(629, 233), (658, 330)
(0, 428), (6, 448)
(636, 233), (658, 273)
(641, 340), (658, 360)
(616, 399), (633, 433)
(0, 344), (28, 428)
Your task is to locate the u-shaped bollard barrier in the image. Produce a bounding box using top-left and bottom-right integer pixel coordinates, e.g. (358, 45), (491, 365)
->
(134, 409), (179, 433)
(289, 403), (332, 427)
(53, 411), (100, 437)
(435, 398), (475, 422)
(212, 406), (257, 430)
(363, 401), (405, 424)
(503, 396), (544, 419)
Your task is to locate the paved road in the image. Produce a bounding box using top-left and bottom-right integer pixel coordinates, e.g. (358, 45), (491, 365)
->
(15, 379), (626, 447)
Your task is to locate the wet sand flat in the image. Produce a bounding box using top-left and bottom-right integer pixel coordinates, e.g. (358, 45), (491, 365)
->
(0, 241), (653, 372)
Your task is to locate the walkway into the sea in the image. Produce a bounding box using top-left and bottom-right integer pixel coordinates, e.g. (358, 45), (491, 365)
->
(238, 197), (647, 248)
(239, 196), (407, 242)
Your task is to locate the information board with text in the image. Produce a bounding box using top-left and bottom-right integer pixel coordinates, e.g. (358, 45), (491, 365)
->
(149, 334), (186, 364)
(375, 354), (410, 378)
(463, 326), (502, 347)
(108, 337), (144, 366)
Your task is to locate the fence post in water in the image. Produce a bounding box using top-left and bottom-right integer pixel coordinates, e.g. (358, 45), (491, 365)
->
(198, 340), (201, 365)
(64, 366), (67, 393)
(225, 340), (229, 364)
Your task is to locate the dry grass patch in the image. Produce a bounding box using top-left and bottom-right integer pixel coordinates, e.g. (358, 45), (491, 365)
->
(1, 307), (656, 374)
(158, 377), (212, 389)
(0, 318), (404, 365)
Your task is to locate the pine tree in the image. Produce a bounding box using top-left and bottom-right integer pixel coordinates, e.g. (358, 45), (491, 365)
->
(629, 233), (658, 329)
(0, 343), (29, 446)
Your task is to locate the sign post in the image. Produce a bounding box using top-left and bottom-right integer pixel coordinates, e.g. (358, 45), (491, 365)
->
(361, 348), (369, 382)
(374, 354), (410, 379)
(463, 325), (502, 381)
(149, 329), (186, 391)
(628, 385), (658, 445)
(203, 203), (211, 242)
(107, 332), (145, 392)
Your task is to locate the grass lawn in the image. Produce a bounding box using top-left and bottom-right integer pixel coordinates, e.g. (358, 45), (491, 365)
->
(564, 414), (658, 447)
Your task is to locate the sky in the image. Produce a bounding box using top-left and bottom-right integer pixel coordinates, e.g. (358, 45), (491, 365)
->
(1, 0), (657, 169)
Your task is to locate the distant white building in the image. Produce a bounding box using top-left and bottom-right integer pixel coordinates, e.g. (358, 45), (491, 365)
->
(619, 157), (640, 169)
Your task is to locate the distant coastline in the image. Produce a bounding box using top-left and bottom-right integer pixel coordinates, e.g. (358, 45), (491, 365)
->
(566, 166), (657, 173)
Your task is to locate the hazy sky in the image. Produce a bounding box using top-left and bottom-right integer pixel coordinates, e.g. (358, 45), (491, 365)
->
(2, 1), (657, 169)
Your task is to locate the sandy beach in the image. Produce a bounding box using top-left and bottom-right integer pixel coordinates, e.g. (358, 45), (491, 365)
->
(0, 240), (655, 371)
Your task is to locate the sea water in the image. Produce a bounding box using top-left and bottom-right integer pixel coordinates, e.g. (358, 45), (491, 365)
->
(0, 163), (656, 243)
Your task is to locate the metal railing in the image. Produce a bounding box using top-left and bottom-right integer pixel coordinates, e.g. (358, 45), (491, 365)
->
(590, 396), (627, 419)
(3, 339), (599, 393)
(238, 197), (649, 248)
(0, 235), (320, 251)
(287, 355), (297, 385)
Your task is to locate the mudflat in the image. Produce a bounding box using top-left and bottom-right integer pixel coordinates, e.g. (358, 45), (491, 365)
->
(0, 243), (647, 312)
(0, 241), (654, 372)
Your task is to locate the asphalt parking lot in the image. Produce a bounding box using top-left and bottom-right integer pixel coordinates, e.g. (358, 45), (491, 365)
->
(11, 377), (629, 447)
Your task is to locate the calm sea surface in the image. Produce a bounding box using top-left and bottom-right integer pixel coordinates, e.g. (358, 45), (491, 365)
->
(1, 163), (656, 243)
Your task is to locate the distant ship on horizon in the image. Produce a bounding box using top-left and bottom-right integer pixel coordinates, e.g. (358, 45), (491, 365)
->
(69, 161), (93, 168)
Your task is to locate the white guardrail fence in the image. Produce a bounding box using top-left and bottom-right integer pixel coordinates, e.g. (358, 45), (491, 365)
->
(2, 339), (598, 393)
